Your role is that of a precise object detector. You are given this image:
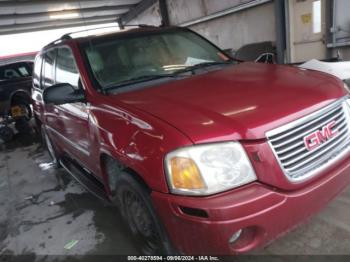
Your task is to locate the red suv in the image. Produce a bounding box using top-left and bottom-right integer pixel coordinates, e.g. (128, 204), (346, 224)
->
(32, 26), (350, 255)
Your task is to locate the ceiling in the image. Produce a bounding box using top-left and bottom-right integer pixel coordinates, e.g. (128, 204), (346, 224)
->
(0, 0), (157, 35)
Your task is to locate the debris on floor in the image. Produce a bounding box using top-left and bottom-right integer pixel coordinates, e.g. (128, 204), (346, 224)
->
(24, 195), (34, 200)
(64, 239), (79, 250)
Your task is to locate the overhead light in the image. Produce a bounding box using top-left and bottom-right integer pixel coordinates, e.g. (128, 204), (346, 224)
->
(49, 13), (80, 20)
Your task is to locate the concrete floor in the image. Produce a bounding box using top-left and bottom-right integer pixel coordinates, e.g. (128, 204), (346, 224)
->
(1, 133), (350, 258)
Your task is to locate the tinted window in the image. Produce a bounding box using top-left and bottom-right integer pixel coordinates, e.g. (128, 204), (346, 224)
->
(41, 49), (56, 89)
(55, 47), (80, 89)
(33, 56), (43, 89)
(0, 62), (33, 81)
(18, 66), (29, 76)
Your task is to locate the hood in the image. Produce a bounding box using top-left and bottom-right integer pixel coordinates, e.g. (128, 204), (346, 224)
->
(112, 62), (347, 143)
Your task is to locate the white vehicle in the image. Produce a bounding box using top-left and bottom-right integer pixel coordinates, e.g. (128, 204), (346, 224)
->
(300, 59), (350, 84)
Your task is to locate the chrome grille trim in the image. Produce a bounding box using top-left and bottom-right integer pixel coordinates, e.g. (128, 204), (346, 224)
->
(269, 106), (342, 143)
(266, 97), (350, 182)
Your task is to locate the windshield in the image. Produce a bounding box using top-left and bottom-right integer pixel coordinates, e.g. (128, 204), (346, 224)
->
(82, 28), (231, 90)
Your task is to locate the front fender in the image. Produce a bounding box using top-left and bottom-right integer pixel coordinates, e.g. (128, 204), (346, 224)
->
(90, 103), (193, 194)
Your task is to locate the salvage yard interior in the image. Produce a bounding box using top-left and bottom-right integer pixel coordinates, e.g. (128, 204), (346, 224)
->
(1, 0), (350, 260)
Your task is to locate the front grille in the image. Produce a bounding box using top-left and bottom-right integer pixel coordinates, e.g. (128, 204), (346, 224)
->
(266, 97), (350, 182)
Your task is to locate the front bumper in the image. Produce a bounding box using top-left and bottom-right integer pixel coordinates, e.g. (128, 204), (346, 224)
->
(152, 155), (350, 255)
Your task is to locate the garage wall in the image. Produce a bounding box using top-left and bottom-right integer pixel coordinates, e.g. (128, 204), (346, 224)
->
(328, 0), (350, 61)
(332, 47), (350, 61)
(128, 2), (162, 26)
(166, 0), (255, 25)
(129, 0), (275, 51)
(186, 2), (275, 50)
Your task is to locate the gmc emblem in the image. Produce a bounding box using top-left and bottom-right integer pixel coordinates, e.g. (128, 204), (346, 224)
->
(303, 121), (338, 151)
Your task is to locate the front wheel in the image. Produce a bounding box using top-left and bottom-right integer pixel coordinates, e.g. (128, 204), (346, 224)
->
(12, 103), (32, 134)
(14, 117), (32, 135)
(114, 172), (174, 255)
(0, 126), (14, 142)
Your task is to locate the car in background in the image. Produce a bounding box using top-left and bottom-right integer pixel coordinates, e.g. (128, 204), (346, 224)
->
(0, 61), (33, 141)
(33, 26), (350, 255)
(300, 59), (350, 85)
(229, 41), (276, 64)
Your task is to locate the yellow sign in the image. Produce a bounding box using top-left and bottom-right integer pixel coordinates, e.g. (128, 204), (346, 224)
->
(301, 13), (312, 24)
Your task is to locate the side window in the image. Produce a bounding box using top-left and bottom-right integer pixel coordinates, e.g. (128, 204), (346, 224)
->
(33, 56), (43, 89)
(56, 47), (80, 90)
(18, 66), (29, 76)
(41, 49), (56, 89)
(3, 69), (20, 79)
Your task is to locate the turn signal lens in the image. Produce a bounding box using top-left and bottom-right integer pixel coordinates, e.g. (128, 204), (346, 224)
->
(170, 157), (206, 190)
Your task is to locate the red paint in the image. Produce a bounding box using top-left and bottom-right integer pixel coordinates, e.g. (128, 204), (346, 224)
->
(0, 51), (38, 60)
(153, 153), (350, 254)
(32, 27), (350, 254)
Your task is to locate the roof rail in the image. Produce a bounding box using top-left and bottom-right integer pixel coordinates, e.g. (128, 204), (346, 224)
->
(123, 24), (158, 28)
(43, 24), (159, 49)
(63, 24), (157, 39)
(44, 36), (71, 49)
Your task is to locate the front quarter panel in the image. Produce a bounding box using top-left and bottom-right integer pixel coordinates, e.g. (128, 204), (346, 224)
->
(89, 100), (193, 193)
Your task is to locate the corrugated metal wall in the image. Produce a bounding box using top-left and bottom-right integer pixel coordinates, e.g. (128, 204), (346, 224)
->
(129, 0), (275, 51)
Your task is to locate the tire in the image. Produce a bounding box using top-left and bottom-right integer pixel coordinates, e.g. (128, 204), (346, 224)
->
(15, 117), (32, 135)
(11, 102), (32, 121)
(41, 126), (60, 168)
(21, 103), (32, 120)
(12, 102), (32, 135)
(113, 171), (174, 255)
(0, 126), (14, 142)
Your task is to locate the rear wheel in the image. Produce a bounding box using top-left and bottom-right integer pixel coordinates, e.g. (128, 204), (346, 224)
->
(113, 171), (173, 255)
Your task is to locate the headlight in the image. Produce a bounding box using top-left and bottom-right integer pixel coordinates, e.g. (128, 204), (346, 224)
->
(165, 142), (257, 196)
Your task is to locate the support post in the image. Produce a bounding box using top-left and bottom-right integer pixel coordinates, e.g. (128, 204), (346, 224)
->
(117, 17), (125, 30)
(274, 0), (286, 64)
(159, 0), (169, 26)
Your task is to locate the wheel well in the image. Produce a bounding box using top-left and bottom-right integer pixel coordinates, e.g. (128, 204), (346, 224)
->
(11, 91), (31, 106)
(100, 154), (151, 194)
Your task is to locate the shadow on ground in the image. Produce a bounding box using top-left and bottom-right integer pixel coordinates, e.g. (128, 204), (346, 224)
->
(0, 132), (137, 261)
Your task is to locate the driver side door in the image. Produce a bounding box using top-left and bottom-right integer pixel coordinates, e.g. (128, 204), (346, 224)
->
(48, 46), (92, 169)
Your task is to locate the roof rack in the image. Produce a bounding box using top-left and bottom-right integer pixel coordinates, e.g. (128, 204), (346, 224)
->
(44, 34), (73, 49)
(43, 24), (158, 49)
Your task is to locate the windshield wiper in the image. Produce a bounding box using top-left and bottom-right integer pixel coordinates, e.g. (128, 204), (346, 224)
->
(174, 61), (233, 75)
(103, 61), (234, 92)
(104, 74), (176, 92)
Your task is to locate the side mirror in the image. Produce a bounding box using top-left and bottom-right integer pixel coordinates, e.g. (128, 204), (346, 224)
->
(43, 83), (85, 105)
